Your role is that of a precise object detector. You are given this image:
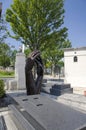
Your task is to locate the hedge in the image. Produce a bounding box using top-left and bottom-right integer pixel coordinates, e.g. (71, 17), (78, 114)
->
(0, 79), (5, 98)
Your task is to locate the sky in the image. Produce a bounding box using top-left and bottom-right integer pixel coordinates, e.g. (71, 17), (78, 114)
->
(0, 0), (86, 49)
(64, 0), (86, 48)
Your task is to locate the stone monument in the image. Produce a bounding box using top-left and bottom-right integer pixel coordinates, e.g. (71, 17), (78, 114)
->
(15, 52), (26, 90)
(7, 44), (26, 90)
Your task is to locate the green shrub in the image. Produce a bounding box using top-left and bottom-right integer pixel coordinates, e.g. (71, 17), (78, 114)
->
(0, 70), (14, 77)
(0, 79), (5, 98)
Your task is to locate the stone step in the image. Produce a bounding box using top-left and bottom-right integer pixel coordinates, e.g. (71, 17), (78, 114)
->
(41, 83), (55, 94)
(57, 94), (86, 112)
(52, 84), (71, 90)
(41, 83), (71, 95)
(42, 83), (54, 88)
(41, 87), (50, 94)
(50, 88), (73, 96)
(8, 105), (36, 130)
(0, 116), (7, 130)
(8, 104), (46, 130)
(0, 110), (18, 130)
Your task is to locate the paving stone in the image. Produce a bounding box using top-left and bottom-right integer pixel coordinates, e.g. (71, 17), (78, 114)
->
(57, 93), (86, 112)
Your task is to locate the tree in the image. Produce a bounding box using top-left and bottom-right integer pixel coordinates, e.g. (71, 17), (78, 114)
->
(10, 49), (17, 67)
(0, 14), (8, 43)
(0, 43), (11, 68)
(0, 44), (18, 68)
(24, 48), (31, 58)
(42, 39), (71, 75)
(6, 0), (68, 51)
(0, 2), (2, 18)
(0, 56), (10, 68)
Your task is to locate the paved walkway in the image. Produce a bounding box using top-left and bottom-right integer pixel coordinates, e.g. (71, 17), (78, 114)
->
(56, 93), (86, 113)
(43, 74), (64, 80)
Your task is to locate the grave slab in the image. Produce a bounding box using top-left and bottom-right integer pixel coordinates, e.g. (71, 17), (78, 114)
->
(9, 94), (86, 130)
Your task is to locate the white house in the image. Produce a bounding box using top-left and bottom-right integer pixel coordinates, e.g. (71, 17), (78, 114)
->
(64, 47), (86, 95)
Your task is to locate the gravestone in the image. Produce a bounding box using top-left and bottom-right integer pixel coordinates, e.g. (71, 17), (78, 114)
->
(15, 52), (26, 90)
(8, 94), (86, 130)
(7, 44), (26, 90)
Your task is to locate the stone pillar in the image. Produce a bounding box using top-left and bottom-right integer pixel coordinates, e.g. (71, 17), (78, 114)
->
(22, 44), (25, 53)
(15, 53), (26, 90)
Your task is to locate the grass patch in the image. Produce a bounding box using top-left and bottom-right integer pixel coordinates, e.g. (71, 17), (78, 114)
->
(0, 70), (15, 77)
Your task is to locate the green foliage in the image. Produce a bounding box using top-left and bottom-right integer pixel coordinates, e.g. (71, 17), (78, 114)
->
(0, 79), (5, 98)
(0, 43), (11, 68)
(0, 56), (10, 68)
(6, 0), (68, 51)
(63, 39), (72, 48)
(24, 48), (31, 58)
(10, 49), (17, 66)
(42, 39), (71, 68)
(0, 43), (10, 55)
(58, 61), (64, 67)
(0, 16), (8, 43)
(0, 43), (18, 68)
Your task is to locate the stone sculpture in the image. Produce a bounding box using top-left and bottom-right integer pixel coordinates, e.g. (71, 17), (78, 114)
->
(25, 50), (43, 95)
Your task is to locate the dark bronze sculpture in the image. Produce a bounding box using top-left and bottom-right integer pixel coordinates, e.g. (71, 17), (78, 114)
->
(25, 50), (43, 95)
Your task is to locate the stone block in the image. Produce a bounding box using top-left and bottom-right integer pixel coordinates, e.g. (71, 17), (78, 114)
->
(50, 83), (73, 96)
(50, 87), (73, 96)
(7, 79), (17, 90)
(52, 84), (71, 90)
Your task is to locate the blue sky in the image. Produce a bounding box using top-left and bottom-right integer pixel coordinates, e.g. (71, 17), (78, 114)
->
(64, 0), (86, 47)
(0, 0), (86, 49)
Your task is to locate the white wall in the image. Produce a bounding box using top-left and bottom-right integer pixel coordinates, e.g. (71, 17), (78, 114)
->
(64, 49), (86, 88)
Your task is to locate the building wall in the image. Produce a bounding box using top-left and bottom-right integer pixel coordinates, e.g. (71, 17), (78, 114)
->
(64, 48), (86, 94)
